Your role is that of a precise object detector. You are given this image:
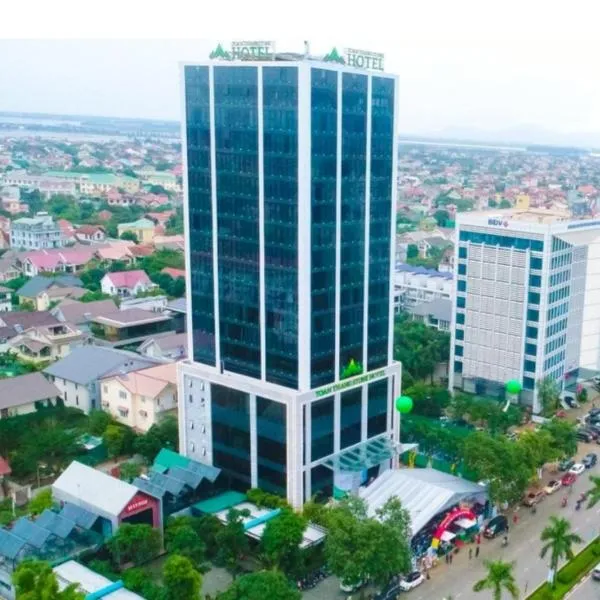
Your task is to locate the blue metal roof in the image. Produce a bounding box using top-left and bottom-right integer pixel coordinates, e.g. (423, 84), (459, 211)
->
(396, 263), (453, 279)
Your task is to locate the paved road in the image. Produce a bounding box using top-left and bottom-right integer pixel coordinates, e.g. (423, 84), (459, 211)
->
(568, 573), (600, 599)
(304, 441), (600, 600)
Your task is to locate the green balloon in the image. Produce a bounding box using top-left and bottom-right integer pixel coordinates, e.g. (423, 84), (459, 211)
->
(395, 395), (413, 414)
(505, 380), (522, 394)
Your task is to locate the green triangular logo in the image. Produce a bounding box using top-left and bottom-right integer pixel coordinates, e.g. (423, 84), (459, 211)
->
(209, 44), (231, 60)
(323, 47), (345, 65)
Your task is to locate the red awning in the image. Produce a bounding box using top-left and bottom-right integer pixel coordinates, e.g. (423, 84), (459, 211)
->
(0, 456), (12, 476)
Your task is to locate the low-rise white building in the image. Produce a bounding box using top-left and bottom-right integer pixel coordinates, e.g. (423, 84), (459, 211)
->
(394, 264), (453, 314)
(10, 213), (62, 250)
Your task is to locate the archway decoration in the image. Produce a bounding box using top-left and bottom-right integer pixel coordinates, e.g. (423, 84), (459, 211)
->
(430, 506), (477, 550)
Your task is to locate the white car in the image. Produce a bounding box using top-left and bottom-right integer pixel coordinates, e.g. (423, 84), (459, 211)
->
(399, 572), (425, 591)
(340, 579), (364, 593)
(570, 463), (586, 476)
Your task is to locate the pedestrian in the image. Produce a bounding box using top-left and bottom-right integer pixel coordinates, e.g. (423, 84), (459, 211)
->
(475, 545), (480, 558)
(476, 533), (481, 544)
(445, 552), (449, 564)
(426, 570), (430, 580)
(449, 552), (453, 564)
(513, 512), (518, 526)
(469, 548), (473, 560)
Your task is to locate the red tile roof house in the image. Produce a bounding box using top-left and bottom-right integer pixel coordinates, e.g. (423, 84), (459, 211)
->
(75, 225), (106, 243)
(19, 248), (96, 277)
(101, 270), (156, 298)
(161, 267), (185, 279)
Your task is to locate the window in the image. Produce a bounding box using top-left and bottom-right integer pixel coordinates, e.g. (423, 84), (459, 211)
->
(524, 360), (536, 373)
(455, 345), (463, 356)
(456, 312), (465, 325)
(103, 385), (108, 393)
(457, 297), (465, 309)
(459, 247), (467, 259)
(119, 390), (127, 400)
(523, 377), (535, 390)
(457, 280), (467, 292)
(529, 274), (541, 287)
(454, 360), (463, 373)
(190, 442), (195, 452)
(190, 421), (194, 430)
(531, 257), (543, 270)
(528, 292), (540, 305)
(455, 329), (464, 341)
(525, 343), (536, 356)
(189, 394), (193, 404)
(527, 309), (539, 322)
(526, 326), (538, 339)
(458, 264), (467, 276)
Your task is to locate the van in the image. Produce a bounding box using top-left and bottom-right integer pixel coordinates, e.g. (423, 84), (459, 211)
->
(484, 515), (508, 539)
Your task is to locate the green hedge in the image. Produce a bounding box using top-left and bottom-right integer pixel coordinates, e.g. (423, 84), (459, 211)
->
(527, 538), (600, 599)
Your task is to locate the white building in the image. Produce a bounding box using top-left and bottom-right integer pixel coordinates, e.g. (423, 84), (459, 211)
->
(10, 212), (62, 250)
(394, 264), (453, 314)
(450, 209), (600, 412)
(178, 43), (401, 508)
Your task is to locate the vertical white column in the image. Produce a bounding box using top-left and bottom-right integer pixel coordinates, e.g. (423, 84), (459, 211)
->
(249, 393), (258, 487)
(361, 384), (368, 441)
(363, 75), (372, 371)
(179, 64), (195, 365)
(287, 396), (305, 508)
(304, 400), (312, 501)
(334, 70), (343, 382)
(391, 366), (402, 468)
(258, 66), (266, 381)
(209, 65), (221, 369)
(297, 64), (312, 392)
(387, 75), (400, 365)
(334, 392), (341, 452)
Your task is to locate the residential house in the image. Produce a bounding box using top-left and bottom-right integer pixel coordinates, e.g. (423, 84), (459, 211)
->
(136, 169), (180, 192)
(152, 234), (184, 251)
(439, 245), (455, 274)
(137, 193), (171, 209)
(10, 213), (63, 250)
(418, 235), (452, 259)
(117, 218), (156, 244)
(17, 275), (84, 311)
(145, 211), (174, 227)
(75, 225), (106, 244)
(138, 332), (187, 361)
(44, 345), (160, 413)
(0, 258), (18, 284)
(0, 372), (61, 418)
(0, 186), (27, 214)
(119, 295), (168, 312)
(0, 310), (60, 346)
(394, 264), (453, 314)
(161, 267), (185, 279)
(58, 219), (76, 245)
(90, 308), (174, 347)
(44, 172), (141, 195)
(100, 270), (155, 297)
(0, 286), (11, 312)
(409, 297), (453, 332)
(100, 363), (178, 432)
(52, 298), (118, 331)
(2, 171), (76, 198)
(7, 319), (84, 363)
(19, 247), (96, 276)
(94, 245), (135, 267)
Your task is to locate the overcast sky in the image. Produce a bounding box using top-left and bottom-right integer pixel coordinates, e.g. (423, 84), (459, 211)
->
(1, 0), (599, 142)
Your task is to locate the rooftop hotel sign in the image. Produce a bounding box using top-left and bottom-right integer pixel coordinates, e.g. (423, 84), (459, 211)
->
(314, 369), (386, 398)
(324, 47), (385, 71)
(209, 41), (275, 61)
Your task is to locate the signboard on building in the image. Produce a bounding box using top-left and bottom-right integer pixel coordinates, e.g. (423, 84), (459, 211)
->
(314, 369), (386, 398)
(123, 495), (149, 515)
(209, 41), (275, 61)
(487, 217), (509, 227)
(344, 48), (384, 71)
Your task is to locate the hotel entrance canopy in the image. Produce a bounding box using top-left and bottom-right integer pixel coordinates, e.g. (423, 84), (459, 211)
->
(321, 436), (397, 472)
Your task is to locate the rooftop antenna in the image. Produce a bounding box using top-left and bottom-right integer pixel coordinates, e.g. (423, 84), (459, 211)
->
(304, 41), (310, 57)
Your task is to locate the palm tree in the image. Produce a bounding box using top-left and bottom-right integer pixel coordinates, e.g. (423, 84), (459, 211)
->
(473, 560), (519, 599)
(540, 516), (582, 587)
(587, 475), (600, 508)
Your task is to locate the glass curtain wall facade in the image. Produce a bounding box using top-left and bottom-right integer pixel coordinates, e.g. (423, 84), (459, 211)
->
(214, 66), (261, 379)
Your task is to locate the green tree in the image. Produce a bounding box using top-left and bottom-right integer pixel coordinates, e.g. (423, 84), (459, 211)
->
(218, 570), (300, 600)
(120, 231), (139, 243)
(404, 383), (450, 418)
(518, 429), (560, 473)
(541, 418), (577, 458)
(103, 424), (127, 459)
(406, 244), (419, 259)
(473, 560), (519, 599)
(163, 555), (202, 600)
(537, 377), (560, 416)
(215, 508), (250, 578)
(488, 198), (498, 208)
(166, 517), (206, 568)
(433, 209), (450, 226)
(587, 475), (600, 508)
(107, 523), (161, 566)
(88, 410), (112, 435)
(28, 489), (53, 516)
(80, 267), (107, 292)
(12, 560), (84, 599)
(499, 199), (512, 208)
(540, 516), (582, 587)
(260, 509), (306, 575)
(325, 496), (412, 591)
(21, 189), (45, 215)
(80, 290), (112, 303)
(119, 461), (142, 483)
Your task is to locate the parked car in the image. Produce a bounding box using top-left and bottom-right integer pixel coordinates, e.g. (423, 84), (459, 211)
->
(561, 472), (577, 487)
(559, 458), (575, 471)
(562, 393), (580, 409)
(576, 430), (593, 443)
(374, 580), (401, 600)
(592, 562), (600, 581)
(523, 490), (545, 506)
(398, 572), (425, 591)
(544, 480), (562, 495)
(583, 453), (598, 468)
(484, 515), (509, 538)
(580, 428), (599, 440)
(340, 579), (365, 593)
(570, 463), (586, 476)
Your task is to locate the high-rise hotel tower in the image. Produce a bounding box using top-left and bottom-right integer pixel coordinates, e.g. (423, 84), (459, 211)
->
(178, 43), (400, 507)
